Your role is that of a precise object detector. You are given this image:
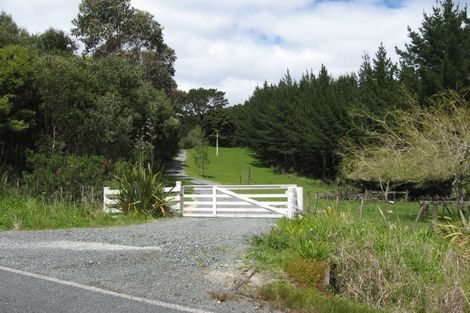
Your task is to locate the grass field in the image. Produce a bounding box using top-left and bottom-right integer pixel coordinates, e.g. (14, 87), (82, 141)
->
(186, 147), (330, 192)
(0, 194), (149, 231)
(186, 147), (427, 223)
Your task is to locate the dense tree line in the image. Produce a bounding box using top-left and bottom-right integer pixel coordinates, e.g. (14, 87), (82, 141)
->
(0, 0), (180, 177)
(236, 0), (470, 180)
(236, 46), (399, 179)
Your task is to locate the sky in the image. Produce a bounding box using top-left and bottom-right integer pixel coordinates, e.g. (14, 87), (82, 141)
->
(2, 0), (469, 105)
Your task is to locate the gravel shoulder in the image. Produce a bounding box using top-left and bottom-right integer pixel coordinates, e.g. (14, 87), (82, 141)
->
(0, 217), (276, 312)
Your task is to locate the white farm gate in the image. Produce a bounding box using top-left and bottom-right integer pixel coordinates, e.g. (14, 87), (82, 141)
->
(103, 182), (303, 219)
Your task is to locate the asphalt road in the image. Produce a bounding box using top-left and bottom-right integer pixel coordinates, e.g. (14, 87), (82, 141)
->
(0, 218), (275, 313)
(0, 267), (207, 313)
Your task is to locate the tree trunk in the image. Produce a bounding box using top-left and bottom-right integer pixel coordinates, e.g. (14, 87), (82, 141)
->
(452, 172), (464, 201)
(384, 180), (390, 203)
(322, 152), (327, 181)
(379, 178), (390, 203)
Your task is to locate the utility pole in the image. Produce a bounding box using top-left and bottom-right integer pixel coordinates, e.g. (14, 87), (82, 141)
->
(216, 130), (219, 157)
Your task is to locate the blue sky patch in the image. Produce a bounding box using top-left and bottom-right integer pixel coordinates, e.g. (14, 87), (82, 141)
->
(305, 0), (405, 9)
(249, 29), (284, 45)
(380, 0), (405, 9)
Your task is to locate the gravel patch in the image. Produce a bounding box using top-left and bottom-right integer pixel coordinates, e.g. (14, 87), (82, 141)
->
(0, 217), (277, 312)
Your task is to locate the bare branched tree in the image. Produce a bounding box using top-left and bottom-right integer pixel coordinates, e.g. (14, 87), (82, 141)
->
(340, 91), (470, 201)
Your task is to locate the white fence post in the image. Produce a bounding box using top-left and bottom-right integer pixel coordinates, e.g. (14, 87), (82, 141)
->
(296, 187), (304, 212)
(174, 181), (181, 192)
(287, 187), (296, 218)
(103, 187), (121, 214)
(212, 186), (217, 217)
(103, 187), (110, 211)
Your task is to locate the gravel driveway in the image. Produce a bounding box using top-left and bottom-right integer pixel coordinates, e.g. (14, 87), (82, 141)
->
(0, 218), (276, 312)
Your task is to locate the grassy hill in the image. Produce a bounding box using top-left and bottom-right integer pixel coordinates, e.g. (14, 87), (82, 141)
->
(186, 147), (330, 194)
(185, 147), (425, 223)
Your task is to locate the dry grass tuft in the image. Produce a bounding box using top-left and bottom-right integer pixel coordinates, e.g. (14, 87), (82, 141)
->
(285, 258), (328, 290)
(336, 226), (470, 312)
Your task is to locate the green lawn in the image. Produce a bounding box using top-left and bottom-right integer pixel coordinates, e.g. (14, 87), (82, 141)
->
(186, 147), (330, 193)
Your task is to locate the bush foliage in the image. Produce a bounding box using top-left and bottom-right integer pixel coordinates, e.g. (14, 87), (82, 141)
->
(23, 152), (113, 202)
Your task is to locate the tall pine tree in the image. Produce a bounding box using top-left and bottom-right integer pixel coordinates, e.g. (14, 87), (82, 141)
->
(396, 0), (470, 102)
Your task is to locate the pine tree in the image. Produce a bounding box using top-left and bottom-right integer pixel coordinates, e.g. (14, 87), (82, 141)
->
(396, 0), (470, 101)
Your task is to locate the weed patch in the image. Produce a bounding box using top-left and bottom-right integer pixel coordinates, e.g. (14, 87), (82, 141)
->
(249, 214), (470, 312)
(257, 282), (382, 313)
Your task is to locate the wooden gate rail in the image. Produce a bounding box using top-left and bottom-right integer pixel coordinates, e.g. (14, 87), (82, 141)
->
(103, 182), (304, 219)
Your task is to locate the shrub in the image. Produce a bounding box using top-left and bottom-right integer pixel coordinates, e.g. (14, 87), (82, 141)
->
(23, 152), (113, 202)
(113, 162), (172, 217)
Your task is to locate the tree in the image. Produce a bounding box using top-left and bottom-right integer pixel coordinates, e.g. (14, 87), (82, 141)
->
(236, 67), (356, 178)
(34, 54), (98, 155)
(358, 44), (401, 115)
(237, 73), (301, 172)
(187, 126), (209, 176)
(0, 11), (31, 48)
(133, 83), (180, 164)
(202, 106), (237, 147)
(0, 45), (38, 168)
(34, 54), (180, 163)
(36, 28), (77, 55)
(71, 0), (176, 91)
(396, 0), (470, 101)
(340, 91), (470, 202)
(0, 46), (36, 133)
(181, 88), (229, 121)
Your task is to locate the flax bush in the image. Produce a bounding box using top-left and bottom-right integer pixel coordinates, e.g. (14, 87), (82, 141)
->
(113, 162), (172, 217)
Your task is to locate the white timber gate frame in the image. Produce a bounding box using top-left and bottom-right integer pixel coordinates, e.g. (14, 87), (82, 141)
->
(103, 182), (303, 219)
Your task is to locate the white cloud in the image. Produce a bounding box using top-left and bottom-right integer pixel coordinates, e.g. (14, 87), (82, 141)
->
(2, 0), (469, 104)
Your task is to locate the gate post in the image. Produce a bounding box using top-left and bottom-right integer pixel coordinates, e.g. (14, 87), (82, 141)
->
(103, 187), (110, 212)
(177, 182), (184, 213)
(296, 187), (304, 212)
(212, 186), (217, 217)
(287, 187), (296, 218)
